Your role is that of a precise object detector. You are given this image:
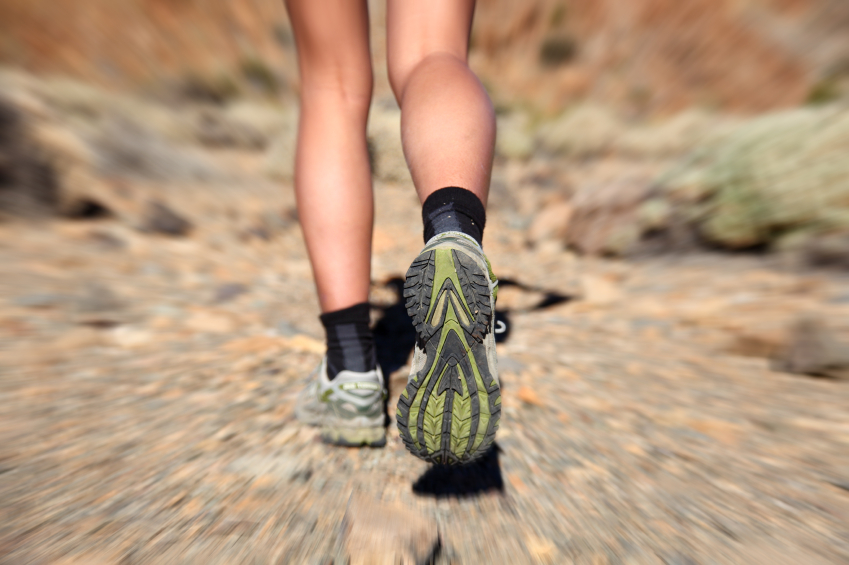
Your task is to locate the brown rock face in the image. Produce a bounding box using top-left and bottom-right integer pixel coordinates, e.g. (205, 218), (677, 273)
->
(473, 0), (849, 113)
(0, 0), (292, 89)
(2, 0), (849, 113)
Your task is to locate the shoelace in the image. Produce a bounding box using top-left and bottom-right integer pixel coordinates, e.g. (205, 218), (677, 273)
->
(494, 320), (507, 334)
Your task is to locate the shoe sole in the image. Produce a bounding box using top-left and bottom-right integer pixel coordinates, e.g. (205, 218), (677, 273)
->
(397, 247), (501, 464)
(321, 425), (386, 448)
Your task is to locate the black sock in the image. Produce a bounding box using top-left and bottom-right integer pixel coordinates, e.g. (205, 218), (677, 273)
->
(319, 302), (376, 380)
(422, 186), (486, 246)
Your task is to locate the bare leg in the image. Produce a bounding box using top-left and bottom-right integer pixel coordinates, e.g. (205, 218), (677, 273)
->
(285, 0), (373, 313)
(386, 0), (495, 206)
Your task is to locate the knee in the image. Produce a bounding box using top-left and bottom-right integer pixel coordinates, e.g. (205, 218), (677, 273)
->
(388, 51), (466, 103)
(299, 60), (374, 112)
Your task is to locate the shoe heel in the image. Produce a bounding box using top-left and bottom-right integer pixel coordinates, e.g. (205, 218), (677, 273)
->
(321, 425), (386, 448)
(399, 246), (501, 465)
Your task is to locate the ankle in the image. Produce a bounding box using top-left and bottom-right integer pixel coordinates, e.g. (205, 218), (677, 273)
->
(319, 302), (376, 380)
(421, 186), (486, 246)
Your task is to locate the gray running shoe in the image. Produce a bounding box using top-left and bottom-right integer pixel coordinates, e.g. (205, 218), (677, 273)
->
(396, 231), (501, 464)
(295, 357), (387, 447)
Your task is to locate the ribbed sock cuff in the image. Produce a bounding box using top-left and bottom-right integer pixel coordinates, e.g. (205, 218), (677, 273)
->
(319, 302), (371, 327)
(319, 302), (375, 380)
(422, 186), (486, 246)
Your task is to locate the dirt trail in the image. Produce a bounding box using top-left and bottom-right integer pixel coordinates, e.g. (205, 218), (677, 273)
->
(1, 152), (849, 564)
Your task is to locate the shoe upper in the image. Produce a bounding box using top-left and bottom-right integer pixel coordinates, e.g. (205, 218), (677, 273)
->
(296, 357), (386, 427)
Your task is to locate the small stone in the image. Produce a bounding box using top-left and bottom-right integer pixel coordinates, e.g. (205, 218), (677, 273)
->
(12, 293), (68, 308)
(517, 385), (545, 407)
(772, 317), (849, 379)
(110, 326), (153, 349)
(527, 201), (573, 246)
(726, 325), (788, 359)
(372, 226), (396, 254)
(185, 311), (234, 334)
(87, 229), (127, 249)
(76, 282), (123, 313)
(580, 274), (621, 306)
(142, 200), (193, 236)
(275, 319), (300, 337)
(53, 327), (107, 350)
(507, 473), (529, 494)
(343, 493), (439, 565)
(213, 283), (248, 303)
(285, 334), (324, 354)
(799, 232), (849, 270)
(524, 534), (558, 564)
(496, 112), (534, 160)
(828, 479), (849, 493)
(687, 419), (744, 446)
(498, 355), (527, 376)
(223, 335), (285, 354)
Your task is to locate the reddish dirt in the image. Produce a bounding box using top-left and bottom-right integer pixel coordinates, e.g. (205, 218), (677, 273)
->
(2, 0), (849, 113)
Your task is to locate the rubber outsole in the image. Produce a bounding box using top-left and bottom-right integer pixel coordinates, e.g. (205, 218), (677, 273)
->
(397, 247), (501, 465)
(321, 426), (386, 448)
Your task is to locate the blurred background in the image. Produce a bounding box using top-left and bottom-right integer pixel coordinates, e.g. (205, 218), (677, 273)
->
(1, 1), (848, 564)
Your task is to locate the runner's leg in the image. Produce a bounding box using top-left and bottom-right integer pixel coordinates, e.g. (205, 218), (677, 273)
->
(287, 0), (385, 447)
(386, 0), (495, 206)
(387, 1), (502, 464)
(285, 0), (373, 313)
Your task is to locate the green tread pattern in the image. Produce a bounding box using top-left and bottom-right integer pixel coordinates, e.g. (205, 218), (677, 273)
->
(398, 242), (501, 465)
(422, 373), (446, 453)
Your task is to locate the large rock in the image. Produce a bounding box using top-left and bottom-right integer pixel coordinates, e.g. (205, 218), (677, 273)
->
(661, 105), (849, 249)
(562, 105), (849, 260)
(0, 95), (58, 217)
(565, 177), (656, 256)
(0, 83), (127, 220)
(0, 71), (234, 230)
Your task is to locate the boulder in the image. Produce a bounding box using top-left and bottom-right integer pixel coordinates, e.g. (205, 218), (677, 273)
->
(0, 95), (58, 217)
(661, 106), (849, 249)
(565, 177), (654, 256)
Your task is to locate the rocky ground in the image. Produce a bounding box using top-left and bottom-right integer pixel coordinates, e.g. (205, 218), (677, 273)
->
(1, 77), (849, 564)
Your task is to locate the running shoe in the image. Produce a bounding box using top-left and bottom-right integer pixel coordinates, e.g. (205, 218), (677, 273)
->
(397, 231), (501, 464)
(295, 357), (387, 447)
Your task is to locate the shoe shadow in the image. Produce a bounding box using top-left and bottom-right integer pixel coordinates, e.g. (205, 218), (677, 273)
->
(372, 277), (418, 379)
(372, 277), (522, 376)
(412, 444), (504, 499)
